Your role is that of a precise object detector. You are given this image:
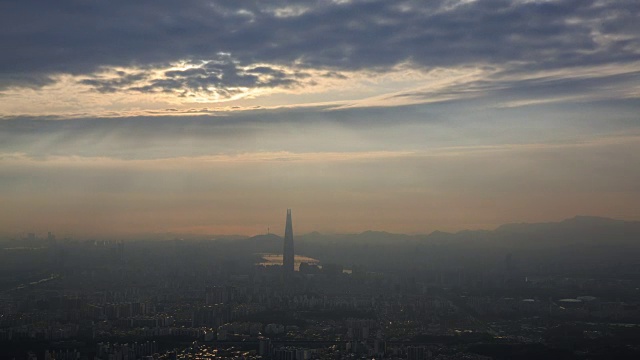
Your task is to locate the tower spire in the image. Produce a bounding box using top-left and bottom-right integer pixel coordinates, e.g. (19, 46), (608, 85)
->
(283, 209), (294, 273)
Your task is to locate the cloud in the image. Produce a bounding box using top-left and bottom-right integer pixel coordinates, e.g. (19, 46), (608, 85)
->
(2, 133), (639, 235)
(0, 74), (56, 91)
(76, 56), (312, 99)
(1, 0), (638, 93)
(2, 0), (640, 236)
(3, 133), (639, 199)
(79, 71), (151, 93)
(2, 95), (639, 163)
(328, 61), (640, 109)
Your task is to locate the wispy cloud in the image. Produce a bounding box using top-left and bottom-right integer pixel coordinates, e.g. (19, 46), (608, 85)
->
(2, 134), (639, 235)
(1, 0), (638, 113)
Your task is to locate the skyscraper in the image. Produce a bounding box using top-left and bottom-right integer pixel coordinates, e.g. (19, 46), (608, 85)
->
(283, 209), (294, 273)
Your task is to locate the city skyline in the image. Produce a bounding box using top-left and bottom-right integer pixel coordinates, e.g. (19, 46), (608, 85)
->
(2, 2), (640, 358)
(2, 209), (639, 359)
(1, 0), (639, 236)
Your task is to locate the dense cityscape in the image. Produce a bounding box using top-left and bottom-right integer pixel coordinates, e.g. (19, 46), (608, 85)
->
(1, 212), (639, 359)
(3, 0), (640, 359)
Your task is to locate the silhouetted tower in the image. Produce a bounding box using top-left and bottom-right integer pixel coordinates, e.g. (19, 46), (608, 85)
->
(283, 209), (294, 273)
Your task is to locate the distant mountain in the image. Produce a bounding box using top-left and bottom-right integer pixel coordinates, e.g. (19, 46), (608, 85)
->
(239, 216), (640, 249)
(297, 230), (416, 245)
(247, 233), (282, 242)
(489, 216), (640, 248)
(291, 216), (640, 255)
(494, 216), (626, 233)
(209, 216), (640, 271)
(241, 233), (283, 252)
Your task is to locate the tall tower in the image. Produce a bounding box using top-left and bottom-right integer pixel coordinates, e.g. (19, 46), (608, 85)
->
(283, 209), (294, 273)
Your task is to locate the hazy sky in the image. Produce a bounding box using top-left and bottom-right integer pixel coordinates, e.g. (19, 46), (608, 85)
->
(1, 0), (639, 237)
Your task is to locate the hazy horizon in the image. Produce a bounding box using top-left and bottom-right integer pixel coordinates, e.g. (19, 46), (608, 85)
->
(3, 214), (637, 240)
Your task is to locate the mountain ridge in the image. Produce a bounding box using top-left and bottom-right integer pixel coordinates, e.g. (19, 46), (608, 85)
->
(248, 216), (636, 239)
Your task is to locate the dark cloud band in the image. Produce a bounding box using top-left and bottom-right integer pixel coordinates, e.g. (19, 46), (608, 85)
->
(1, 0), (638, 92)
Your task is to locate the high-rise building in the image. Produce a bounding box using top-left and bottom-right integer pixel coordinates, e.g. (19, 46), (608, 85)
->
(283, 209), (294, 273)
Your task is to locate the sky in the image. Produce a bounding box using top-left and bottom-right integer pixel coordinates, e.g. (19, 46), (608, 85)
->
(1, 0), (639, 237)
